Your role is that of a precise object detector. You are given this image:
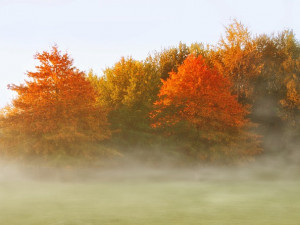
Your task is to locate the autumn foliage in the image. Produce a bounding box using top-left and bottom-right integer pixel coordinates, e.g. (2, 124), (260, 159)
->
(0, 20), (299, 165)
(152, 55), (261, 160)
(211, 20), (263, 105)
(153, 55), (247, 130)
(0, 47), (110, 157)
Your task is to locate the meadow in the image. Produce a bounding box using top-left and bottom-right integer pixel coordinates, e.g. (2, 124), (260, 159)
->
(0, 165), (299, 225)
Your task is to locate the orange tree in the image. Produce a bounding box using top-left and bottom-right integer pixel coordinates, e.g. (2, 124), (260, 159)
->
(211, 20), (263, 105)
(152, 55), (261, 161)
(0, 46), (111, 158)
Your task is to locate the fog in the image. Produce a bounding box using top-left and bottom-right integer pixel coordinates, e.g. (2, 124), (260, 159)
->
(1, 114), (299, 225)
(0, 148), (299, 183)
(1, 146), (300, 225)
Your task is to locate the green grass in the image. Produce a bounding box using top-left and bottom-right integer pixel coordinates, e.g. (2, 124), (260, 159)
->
(0, 173), (300, 225)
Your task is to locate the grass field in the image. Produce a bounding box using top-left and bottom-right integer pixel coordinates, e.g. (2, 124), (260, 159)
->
(0, 166), (300, 225)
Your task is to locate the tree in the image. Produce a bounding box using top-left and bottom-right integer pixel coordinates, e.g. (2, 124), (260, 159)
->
(150, 42), (190, 80)
(189, 42), (211, 58)
(152, 55), (261, 161)
(0, 46), (111, 157)
(268, 31), (300, 127)
(252, 31), (300, 153)
(212, 20), (263, 105)
(92, 57), (161, 144)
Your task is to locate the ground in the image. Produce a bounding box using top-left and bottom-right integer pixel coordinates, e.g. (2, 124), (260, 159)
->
(0, 166), (299, 225)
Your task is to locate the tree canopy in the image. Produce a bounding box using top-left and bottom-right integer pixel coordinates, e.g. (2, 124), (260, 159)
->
(1, 20), (299, 165)
(0, 46), (111, 157)
(152, 55), (261, 160)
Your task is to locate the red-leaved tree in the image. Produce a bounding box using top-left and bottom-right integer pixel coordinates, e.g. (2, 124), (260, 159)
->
(152, 55), (261, 161)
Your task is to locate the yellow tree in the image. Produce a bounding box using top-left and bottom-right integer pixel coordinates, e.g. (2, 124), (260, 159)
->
(0, 46), (111, 157)
(212, 20), (263, 104)
(150, 42), (190, 80)
(279, 53), (300, 127)
(91, 57), (161, 141)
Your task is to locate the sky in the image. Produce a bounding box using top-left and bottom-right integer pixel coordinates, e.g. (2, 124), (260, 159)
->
(0, 0), (299, 107)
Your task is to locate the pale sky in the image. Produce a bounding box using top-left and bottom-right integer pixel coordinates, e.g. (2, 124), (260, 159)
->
(0, 0), (299, 107)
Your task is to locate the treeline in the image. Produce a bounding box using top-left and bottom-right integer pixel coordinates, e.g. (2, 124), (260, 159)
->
(0, 21), (299, 165)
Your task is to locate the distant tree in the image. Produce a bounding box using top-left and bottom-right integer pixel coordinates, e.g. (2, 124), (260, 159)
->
(0, 46), (111, 157)
(212, 20), (263, 105)
(152, 55), (261, 161)
(86, 69), (104, 106)
(150, 42), (190, 80)
(242, 30), (300, 155)
(189, 42), (211, 58)
(280, 71), (300, 126)
(254, 31), (300, 132)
